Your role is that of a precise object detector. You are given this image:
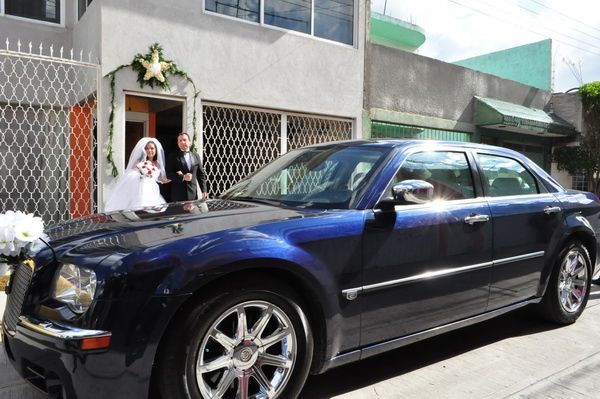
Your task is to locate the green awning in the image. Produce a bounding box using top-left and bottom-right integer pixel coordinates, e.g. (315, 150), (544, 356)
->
(474, 96), (577, 137)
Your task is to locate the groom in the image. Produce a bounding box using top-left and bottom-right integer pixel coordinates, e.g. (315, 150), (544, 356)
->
(166, 132), (208, 202)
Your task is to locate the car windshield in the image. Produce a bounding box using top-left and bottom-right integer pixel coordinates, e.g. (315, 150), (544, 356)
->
(221, 145), (392, 209)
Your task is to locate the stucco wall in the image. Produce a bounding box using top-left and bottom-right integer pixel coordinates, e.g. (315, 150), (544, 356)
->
(551, 92), (583, 133)
(93, 0), (366, 206)
(365, 43), (551, 131)
(98, 0), (365, 120)
(0, 5), (74, 50)
(72, 1), (101, 62)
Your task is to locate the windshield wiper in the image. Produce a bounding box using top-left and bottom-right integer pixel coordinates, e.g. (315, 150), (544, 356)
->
(231, 196), (282, 206)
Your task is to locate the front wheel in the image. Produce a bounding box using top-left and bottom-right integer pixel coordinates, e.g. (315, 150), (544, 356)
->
(539, 240), (592, 324)
(157, 282), (313, 399)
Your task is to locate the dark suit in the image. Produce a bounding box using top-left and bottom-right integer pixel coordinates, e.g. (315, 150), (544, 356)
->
(166, 150), (208, 201)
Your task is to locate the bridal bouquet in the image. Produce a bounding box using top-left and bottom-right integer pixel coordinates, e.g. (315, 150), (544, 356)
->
(0, 210), (45, 261)
(136, 161), (160, 179)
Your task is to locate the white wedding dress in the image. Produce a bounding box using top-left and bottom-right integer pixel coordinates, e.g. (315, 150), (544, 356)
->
(104, 138), (167, 212)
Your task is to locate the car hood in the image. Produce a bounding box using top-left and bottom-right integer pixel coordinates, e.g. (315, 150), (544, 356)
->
(43, 199), (323, 259)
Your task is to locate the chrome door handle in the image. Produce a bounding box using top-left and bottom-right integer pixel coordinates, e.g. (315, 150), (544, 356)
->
(544, 206), (561, 215)
(464, 214), (490, 225)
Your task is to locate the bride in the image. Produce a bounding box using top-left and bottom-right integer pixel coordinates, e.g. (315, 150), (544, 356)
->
(104, 138), (169, 212)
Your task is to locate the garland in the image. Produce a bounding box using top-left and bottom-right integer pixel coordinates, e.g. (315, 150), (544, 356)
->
(104, 43), (200, 176)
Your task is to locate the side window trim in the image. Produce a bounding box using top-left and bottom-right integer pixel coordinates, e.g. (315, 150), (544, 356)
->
(473, 151), (544, 198)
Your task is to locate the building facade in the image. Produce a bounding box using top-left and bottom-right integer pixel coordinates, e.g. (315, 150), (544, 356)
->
(0, 0), (583, 224)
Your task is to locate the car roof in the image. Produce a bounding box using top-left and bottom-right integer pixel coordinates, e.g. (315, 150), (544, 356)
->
(303, 139), (525, 157)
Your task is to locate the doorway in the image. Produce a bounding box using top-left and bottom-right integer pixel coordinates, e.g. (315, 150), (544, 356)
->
(125, 94), (184, 202)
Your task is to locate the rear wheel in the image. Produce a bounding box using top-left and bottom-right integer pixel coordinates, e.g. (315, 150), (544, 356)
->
(157, 280), (313, 399)
(540, 240), (592, 324)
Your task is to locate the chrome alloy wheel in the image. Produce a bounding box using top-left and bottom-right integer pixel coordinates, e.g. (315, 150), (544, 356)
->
(195, 300), (297, 399)
(558, 248), (589, 313)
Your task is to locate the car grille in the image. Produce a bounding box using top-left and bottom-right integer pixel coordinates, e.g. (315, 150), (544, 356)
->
(2, 262), (34, 334)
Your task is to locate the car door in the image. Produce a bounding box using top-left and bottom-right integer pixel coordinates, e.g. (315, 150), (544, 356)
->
(360, 149), (493, 347)
(474, 152), (563, 310)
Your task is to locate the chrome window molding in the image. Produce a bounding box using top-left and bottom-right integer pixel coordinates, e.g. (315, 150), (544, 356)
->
(342, 251), (545, 299)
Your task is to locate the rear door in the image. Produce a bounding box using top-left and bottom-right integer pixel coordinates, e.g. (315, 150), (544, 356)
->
(474, 152), (563, 310)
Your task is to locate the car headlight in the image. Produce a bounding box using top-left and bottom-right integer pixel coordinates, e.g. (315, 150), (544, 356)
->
(51, 263), (97, 314)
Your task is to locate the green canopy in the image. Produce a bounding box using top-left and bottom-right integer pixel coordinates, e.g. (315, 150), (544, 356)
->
(474, 96), (576, 137)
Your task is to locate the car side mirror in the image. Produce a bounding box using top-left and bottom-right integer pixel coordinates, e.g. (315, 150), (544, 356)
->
(393, 179), (434, 204)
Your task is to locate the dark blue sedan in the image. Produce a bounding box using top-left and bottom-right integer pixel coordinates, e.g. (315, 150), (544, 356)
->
(2, 140), (600, 399)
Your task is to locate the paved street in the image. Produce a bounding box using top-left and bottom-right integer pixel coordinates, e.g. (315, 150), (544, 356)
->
(1, 286), (600, 399)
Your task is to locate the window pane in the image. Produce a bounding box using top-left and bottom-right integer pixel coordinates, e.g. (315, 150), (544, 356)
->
(394, 152), (475, 201)
(205, 0), (259, 23)
(478, 154), (539, 197)
(5, 0), (60, 24)
(264, 0), (311, 34)
(314, 0), (354, 45)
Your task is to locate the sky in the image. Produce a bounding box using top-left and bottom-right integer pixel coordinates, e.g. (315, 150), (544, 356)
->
(370, 0), (600, 92)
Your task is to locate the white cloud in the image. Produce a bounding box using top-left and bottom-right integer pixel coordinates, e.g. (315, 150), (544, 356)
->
(371, 0), (600, 92)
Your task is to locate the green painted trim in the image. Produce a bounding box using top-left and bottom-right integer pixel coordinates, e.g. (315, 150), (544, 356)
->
(370, 12), (426, 51)
(370, 108), (475, 133)
(371, 121), (471, 142)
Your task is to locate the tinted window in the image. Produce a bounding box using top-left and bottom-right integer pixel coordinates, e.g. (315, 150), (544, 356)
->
(205, 0), (259, 23)
(314, 0), (354, 45)
(264, 0), (311, 34)
(391, 151), (475, 201)
(5, 0), (60, 24)
(222, 146), (391, 209)
(478, 154), (539, 197)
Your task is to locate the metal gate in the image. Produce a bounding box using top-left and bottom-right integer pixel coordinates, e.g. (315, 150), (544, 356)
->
(0, 41), (99, 225)
(203, 103), (353, 196)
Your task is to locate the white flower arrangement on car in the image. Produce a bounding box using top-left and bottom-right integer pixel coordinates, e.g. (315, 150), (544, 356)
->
(0, 210), (45, 259)
(136, 161), (160, 179)
(0, 211), (46, 290)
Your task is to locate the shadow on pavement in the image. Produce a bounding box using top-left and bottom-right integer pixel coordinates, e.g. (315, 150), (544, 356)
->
(299, 303), (571, 399)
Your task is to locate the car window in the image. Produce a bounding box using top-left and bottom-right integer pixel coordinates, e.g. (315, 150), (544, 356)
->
(477, 154), (539, 197)
(388, 151), (475, 201)
(223, 146), (391, 209)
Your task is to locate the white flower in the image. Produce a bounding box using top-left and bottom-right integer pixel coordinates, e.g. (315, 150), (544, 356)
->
(0, 211), (45, 258)
(14, 214), (44, 242)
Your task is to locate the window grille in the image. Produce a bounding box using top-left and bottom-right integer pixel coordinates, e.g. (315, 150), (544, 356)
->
(0, 41), (99, 224)
(202, 103), (352, 196)
(572, 174), (588, 191)
(287, 115), (353, 150)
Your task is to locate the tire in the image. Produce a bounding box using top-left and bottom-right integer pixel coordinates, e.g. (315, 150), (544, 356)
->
(157, 279), (313, 399)
(539, 240), (592, 324)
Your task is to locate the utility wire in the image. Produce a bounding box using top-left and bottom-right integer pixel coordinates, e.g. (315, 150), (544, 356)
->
(447, 0), (600, 57)
(509, 0), (600, 46)
(475, 0), (600, 52)
(525, 0), (600, 35)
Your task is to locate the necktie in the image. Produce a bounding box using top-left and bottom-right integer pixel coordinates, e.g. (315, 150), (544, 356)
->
(184, 152), (192, 170)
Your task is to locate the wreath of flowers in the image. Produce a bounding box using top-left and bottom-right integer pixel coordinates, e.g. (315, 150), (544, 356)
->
(131, 43), (176, 90)
(105, 43), (200, 177)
